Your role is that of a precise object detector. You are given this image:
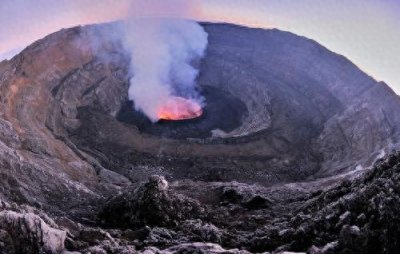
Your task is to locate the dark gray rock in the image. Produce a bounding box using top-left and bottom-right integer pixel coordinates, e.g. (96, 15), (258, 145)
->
(98, 175), (204, 229)
(180, 219), (222, 243)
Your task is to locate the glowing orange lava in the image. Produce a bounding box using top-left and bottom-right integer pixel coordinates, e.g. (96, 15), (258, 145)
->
(158, 96), (203, 121)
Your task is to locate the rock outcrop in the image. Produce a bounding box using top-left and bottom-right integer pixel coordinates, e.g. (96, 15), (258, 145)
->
(0, 153), (400, 254)
(98, 175), (204, 229)
(0, 151), (399, 253)
(0, 201), (66, 253)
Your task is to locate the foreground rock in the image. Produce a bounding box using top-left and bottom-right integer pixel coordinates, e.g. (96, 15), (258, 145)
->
(98, 175), (204, 229)
(0, 151), (400, 253)
(142, 242), (251, 254)
(0, 201), (66, 253)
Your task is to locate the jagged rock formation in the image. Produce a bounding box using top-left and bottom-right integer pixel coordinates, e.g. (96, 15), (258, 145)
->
(1, 152), (400, 253)
(98, 175), (204, 229)
(0, 22), (400, 253)
(0, 200), (65, 253)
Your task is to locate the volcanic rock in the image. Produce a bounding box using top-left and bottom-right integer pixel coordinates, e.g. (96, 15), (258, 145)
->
(0, 201), (66, 253)
(150, 242), (252, 254)
(220, 183), (273, 209)
(98, 175), (204, 229)
(0, 21), (400, 254)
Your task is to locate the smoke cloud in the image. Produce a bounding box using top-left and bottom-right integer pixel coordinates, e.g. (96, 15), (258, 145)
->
(121, 0), (208, 122)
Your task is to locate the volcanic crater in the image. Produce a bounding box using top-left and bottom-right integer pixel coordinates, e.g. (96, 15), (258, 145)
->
(116, 85), (248, 139)
(58, 23), (400, 187)
(1, 22), (400, 253)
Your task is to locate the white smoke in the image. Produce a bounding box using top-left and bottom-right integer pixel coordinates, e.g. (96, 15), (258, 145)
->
(122, 0), (208, 122)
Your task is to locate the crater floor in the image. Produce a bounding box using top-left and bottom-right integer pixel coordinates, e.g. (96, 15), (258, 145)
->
(116, 86), (248, 139)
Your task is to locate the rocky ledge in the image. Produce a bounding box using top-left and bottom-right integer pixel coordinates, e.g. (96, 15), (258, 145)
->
(0, 151), (400, 253)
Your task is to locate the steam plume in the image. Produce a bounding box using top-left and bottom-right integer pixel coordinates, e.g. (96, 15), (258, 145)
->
(122, 0), (208, 122)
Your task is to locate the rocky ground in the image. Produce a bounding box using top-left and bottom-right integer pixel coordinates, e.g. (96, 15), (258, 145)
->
(0, 22), (400, 253)
(1, 151), (400, 253)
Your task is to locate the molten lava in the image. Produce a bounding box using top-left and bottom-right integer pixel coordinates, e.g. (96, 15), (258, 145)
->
(158, 96), (203, 121)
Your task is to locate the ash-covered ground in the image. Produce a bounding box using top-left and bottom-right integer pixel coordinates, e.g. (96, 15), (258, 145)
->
(0, 22), (400, 254)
